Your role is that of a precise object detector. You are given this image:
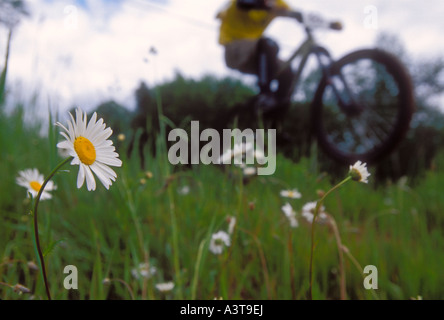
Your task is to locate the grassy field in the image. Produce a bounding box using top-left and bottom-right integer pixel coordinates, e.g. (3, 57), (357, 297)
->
(1, 105), (443, 300)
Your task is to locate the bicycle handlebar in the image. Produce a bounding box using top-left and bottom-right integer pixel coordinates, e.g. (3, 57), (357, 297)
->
(285, 10), (343, 31)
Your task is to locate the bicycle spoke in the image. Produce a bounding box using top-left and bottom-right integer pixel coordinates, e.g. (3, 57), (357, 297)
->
(314, 49), (413, 162)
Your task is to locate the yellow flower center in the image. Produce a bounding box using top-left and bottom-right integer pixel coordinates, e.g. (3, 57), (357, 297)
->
(30, 181), (42, 192)
(74, 136), (96, 165)
(349, 168), (362, 182)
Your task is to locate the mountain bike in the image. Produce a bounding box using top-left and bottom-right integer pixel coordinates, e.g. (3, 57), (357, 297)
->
(249, 11), (415, 165)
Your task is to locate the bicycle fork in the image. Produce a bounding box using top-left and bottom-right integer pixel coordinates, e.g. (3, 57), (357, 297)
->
(315, 49), (362, 116)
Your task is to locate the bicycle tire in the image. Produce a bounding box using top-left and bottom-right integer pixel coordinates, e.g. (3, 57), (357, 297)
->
(311, 48), (414, 164)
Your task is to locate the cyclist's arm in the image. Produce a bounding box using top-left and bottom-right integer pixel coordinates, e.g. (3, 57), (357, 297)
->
(272, 8), (303, 22)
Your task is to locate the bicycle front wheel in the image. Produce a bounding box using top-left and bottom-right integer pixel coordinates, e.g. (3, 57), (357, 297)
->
(311, 49), (414, 164)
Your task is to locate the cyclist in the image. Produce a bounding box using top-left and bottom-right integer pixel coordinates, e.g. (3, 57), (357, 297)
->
(216, 0), (301, 113)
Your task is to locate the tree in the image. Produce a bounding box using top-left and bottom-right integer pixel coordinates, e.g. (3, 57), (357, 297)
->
(0, 0), (29, 30)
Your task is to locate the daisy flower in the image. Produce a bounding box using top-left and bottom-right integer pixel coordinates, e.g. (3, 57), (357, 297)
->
(254, 148), (265, 163)
(131, 262), (157, 280)
(243, 166), (257, 176)
(177, 185), (190, 195)
(349, 161), (370, 184)
(232, 141), (254, 163)
(209, 231), (231, 255)
(280, 189), (302, 199)
(218, 142), (254, 165)
(281, 202), (299, 228)
(16, 169), (56, 201)
(56, 108), (122, 191)
(301, 201), (328, 224)
(155, 281), (175, 292)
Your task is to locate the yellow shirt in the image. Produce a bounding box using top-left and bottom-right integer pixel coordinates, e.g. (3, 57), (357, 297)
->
(217, 0), (290, 45)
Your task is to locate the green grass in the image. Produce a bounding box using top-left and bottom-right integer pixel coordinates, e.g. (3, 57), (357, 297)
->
(1, 106), (444, 300)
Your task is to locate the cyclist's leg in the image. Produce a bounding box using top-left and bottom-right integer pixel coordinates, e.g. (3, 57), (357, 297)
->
(253, 37), (283, 113)
(274, 59), (293, 104)
(223, 39), (259, 75)
(256, 37), (279, 94)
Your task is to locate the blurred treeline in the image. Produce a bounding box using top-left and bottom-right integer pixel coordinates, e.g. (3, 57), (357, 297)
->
(92, 33), (444, 184)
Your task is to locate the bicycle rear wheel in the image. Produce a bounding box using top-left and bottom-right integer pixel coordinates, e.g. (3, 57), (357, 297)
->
(311, 49), (414, 164)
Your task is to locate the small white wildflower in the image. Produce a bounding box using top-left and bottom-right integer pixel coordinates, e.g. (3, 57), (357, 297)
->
(131, 263), (157, 280)
(254, 148), (265, 162)
(301, 201), (328, 224)
(233, 142), (254, 160)
(243, 166), (257, 176)
(280, 189), (302, 199)
(155, 281), (174, 292)
(16, 169), (57, 201)
(349, 161), (370, 184)
(218, 142), (254, 165)
(177, 185), (190, 195)
(288, 216), (299, 228)
(209, 231), (231, 255)
(281, 202), (299, 228)
(281, 202), (294, 218)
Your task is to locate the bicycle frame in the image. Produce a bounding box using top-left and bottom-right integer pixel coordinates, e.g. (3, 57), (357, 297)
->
(278, 27), (358, 113)
(277, 28), (328, 96)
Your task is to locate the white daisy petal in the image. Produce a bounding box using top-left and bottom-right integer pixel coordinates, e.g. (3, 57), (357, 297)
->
(55, 121), (68, 134)
(57, 140), (71, 150)
(40, 191), (52, 200)
(88, 119), (105, 140)
(93, 161), (117, 179)
(71, 157), (81, 165)
(91, 127), (113, 145)
(77, 164), (86, 189)
(95, 139), (113, 149)
(75, 108), (86, 136)
(96, 155), (123, 167)
(90, 163), (112, 189)
(84, 165), (96, 191)
(89, 118), (104, 137)
(97, 148), (118, 156)
(68, 111), (77, 135)
(85, 112), (97, 135)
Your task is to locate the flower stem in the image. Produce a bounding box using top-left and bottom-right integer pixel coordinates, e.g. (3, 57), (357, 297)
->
(308, 176), (351, 300)
(327, 214), (346, 300)
(33, 156), (72, 300)
(104, 278), (135, 300)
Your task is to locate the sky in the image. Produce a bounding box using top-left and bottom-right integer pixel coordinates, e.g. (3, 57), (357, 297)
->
(1, 0), (444, 119)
